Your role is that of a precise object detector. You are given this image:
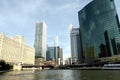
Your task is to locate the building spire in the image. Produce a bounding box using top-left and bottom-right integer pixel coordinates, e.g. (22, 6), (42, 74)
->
(54, 35), (59, 47)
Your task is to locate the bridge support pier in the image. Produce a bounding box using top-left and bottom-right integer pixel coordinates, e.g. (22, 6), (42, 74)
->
(13, 63), (22, 71)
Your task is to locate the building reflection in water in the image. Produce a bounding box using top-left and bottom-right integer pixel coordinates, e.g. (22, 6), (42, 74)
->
(1, 70), (120, 80)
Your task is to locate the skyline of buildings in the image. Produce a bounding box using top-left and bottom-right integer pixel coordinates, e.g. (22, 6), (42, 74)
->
(34, 21), (63, 65)
(47, 46), (63, 65)
(78, 0), (120, 63)
(47, 36), (63, 65)
(0, 20), (64, 66)
(0, 0), (120, 62)
(46, 35), (63, 65)
(1, 0), (120, 65)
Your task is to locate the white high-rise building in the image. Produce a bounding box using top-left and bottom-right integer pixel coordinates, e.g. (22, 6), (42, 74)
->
(54, 36), (59, 47)
(69, 25), (81, 64)
(34, 21), (47, 60)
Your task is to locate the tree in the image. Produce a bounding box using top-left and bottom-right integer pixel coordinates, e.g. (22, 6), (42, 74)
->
(0, 60), (12, 70)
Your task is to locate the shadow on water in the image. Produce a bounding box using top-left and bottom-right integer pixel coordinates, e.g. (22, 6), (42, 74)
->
(0, 70), (120, 80)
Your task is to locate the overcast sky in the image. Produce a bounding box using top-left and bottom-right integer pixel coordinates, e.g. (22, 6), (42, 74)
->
(0, 0), (120, 60)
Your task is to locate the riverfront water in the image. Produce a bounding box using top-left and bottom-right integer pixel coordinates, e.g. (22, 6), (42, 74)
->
(0, 70), (120, 80)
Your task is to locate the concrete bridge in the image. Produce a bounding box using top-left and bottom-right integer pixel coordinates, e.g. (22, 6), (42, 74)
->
(13, 64), (54, 71)
(22, 64), (54, 69)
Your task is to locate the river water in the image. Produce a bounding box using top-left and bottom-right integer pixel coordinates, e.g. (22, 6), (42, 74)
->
(0, 70), (120, 80)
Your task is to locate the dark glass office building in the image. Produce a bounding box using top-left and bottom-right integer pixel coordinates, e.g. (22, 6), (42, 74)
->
(78, 0), (120, 62)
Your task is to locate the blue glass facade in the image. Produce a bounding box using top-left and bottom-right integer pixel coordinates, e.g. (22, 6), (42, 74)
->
(78, 0), (120, 62)
(46, 47), (55, 61)
(46, 46), (62, 61)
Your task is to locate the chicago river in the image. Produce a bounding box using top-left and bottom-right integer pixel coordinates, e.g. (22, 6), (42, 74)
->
(0, 70), (120, 80)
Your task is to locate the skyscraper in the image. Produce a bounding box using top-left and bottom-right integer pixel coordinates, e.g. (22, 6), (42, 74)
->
(58, 48), (63, 65)
(46, 35), (63, 65)
(54, 36), (59, 47)
(54, 36), (59, 61)
(78, 0), (120, 62)
(69, 25), (81, 64)
(46, 47), (56, 61)
(34, 21), (47, 60)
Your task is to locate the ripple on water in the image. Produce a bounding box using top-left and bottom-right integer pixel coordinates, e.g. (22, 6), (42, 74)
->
(0, 70), (120, 80)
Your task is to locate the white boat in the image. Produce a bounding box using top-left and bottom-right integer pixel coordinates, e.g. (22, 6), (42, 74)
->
(102, 64), (120, 70)
(32, 67), (35, 72)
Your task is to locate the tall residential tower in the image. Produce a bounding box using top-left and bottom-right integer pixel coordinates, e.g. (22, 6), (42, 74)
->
(34, 22), (47, 60)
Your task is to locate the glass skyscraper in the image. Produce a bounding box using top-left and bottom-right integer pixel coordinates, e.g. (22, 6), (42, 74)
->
(34, 22), (47, 60)
(78, 0), (120, 62)
(46, 46), (63, 65)
(46, 47), (56, 61)
(70, 26), (81, 64)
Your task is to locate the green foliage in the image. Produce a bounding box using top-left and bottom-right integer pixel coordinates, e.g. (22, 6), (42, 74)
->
(0, 60), (13, 70)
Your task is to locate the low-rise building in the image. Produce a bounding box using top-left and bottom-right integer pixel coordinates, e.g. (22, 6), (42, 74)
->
(0, 33), (35, 65)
